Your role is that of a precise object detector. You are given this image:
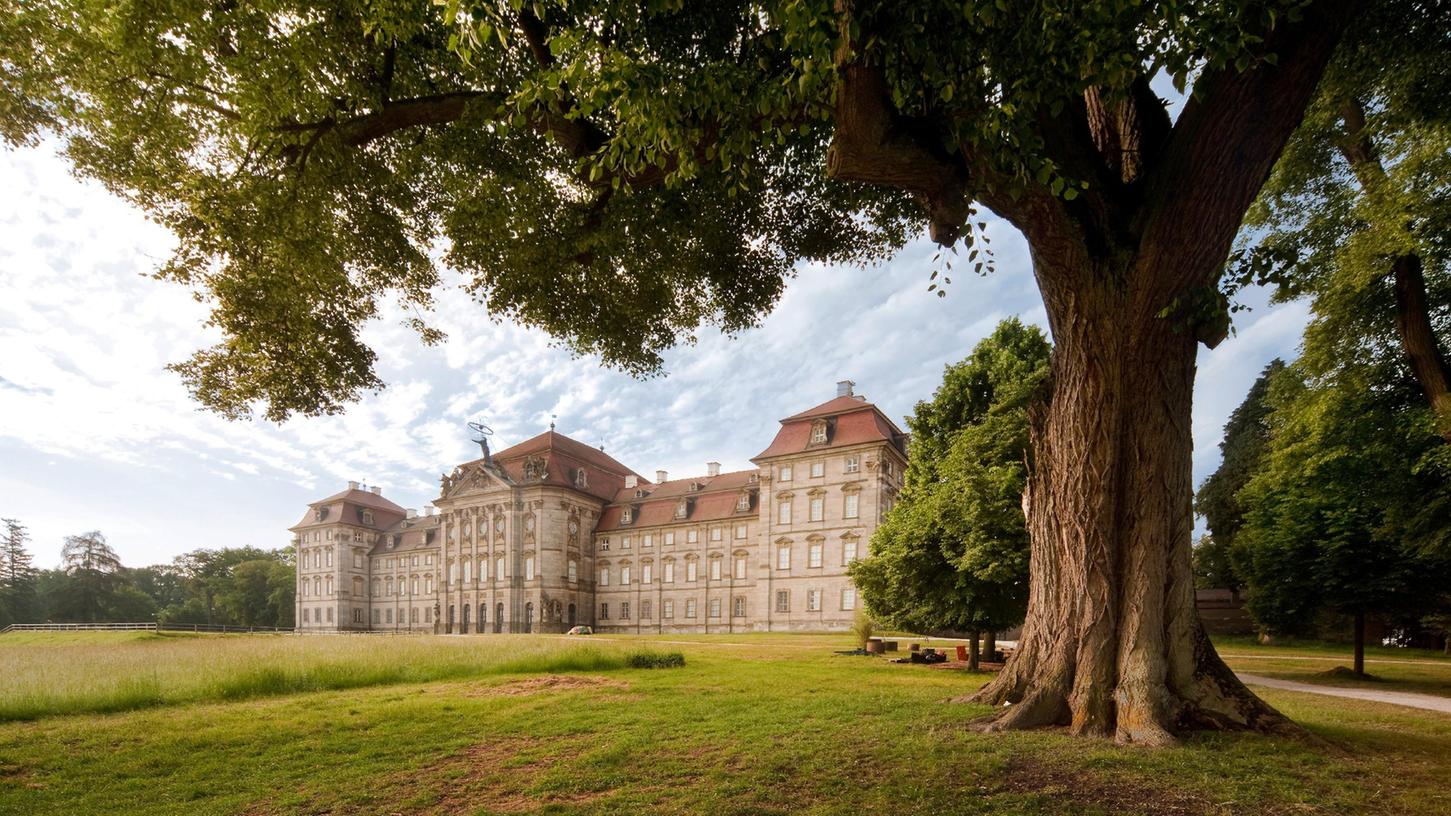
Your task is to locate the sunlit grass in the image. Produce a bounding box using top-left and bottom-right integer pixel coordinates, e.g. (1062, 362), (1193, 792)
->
(0, 633), (628, 721)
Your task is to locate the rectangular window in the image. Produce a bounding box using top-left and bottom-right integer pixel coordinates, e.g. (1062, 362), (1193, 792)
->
(809, 497), (824, 522)
(709, 598), (721, 618)
(664, 600), (675, 619)
(711, 527), (722, 542)
(568, 559), (578, 582)
(386, 608), (393, 624)
(621, 535), (632, 549)
(425, 554), (434, 566)
(733, 596), (746, 617)
(776, 590), (789, 613)
(810, 461), (824, 478)
(686, 560), (698, 582)
(777, 545), (791, 571)
(600, 603), (609, 619)
(734, 523), (747, 540)
(643, 563), (653, 584)
(845, 455), (860, 473)
(353, 554), (362, 569)
(734, 556), (747, 580)
(685, 599), (697, 618)
(425, 606), (432, 622)
(736, 493), (751, 511)
(687, 530), (699, 544)
(842, 587), (857, 610)
(809, 542), (823, 568)
(598, 567), (609, 586)
(326, 551), (333, 567)
(709, 559), (721, 581)
(642, 600), (652, 619)
(843, 540), (859, 564)
(664, 532), (675, 547)
(844, 493), (859, 519)
(643, 534), (653, 548)
(621, 601), (630, 619)
(779, 465), (792, 481)
(326, 608), (334, 622)
(525, 556), (535, 581)
(372, 609), (380, 624)
(664, 562), (675, 583)
(621, 565), (631, 585)
(808, 589), (821, 611)
(411, 555), (419, 567)
(778, 502), (791, 525)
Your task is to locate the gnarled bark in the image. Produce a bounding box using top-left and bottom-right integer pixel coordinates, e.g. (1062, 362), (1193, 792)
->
(970, 268), (1295, 744)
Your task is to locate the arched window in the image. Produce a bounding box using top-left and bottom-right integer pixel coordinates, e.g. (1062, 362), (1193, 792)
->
(313, 576), (321, 596)
(642, 562), (653, 584)
(709, 556), (722, 581)
(685, 557), (698, 583)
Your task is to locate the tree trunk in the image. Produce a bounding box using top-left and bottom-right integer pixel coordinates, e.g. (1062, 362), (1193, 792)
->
(1391, 254), (1451, 443)
(985, 631), (997, 663)
(971, 267), (1295, 745)
(969, 630), (981, 671)
(1353, 610), (1366, 677)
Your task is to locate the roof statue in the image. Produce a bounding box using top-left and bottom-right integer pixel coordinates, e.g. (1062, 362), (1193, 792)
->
(468, 420), (494, 466)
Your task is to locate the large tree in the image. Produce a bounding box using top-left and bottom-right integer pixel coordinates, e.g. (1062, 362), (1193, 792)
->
(0, 518), (39, 625)
(852, 318), (1047, 664)
(54, 531), (125, 621)
(1235, 363), (1449, 675)
(3, 0), (1387, 740)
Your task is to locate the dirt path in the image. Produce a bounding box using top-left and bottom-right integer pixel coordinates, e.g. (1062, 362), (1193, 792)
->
(1237, 673), (1451, 714)
(1223, 652), (1450, 667)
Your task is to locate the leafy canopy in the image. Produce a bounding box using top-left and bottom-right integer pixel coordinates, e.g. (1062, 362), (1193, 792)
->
(3, 0), (1316, 419)
(851, 318), (1048, 634)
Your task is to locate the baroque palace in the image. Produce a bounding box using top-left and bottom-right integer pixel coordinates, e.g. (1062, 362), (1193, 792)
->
(291, 381), (907, 634)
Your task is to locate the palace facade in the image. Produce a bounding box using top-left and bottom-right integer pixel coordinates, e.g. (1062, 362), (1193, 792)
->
(291, 381), (908, 634)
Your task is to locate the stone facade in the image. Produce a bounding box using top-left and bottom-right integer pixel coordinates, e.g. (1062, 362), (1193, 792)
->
(291, 382), (907, 634)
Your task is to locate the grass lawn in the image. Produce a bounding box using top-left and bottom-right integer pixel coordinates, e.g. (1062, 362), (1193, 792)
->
(0, 632), (1448, 815)
(1215, 635), (1451, 698)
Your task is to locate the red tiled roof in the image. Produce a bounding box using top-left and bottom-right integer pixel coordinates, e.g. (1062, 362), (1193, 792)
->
(291, 488), (408, 531)
(782, 395), (873, 422)
(492, 431), (641, 477)
(596, 469), (758, 532)
(370, 515), (442, 555)
(754, 399), (907, 460)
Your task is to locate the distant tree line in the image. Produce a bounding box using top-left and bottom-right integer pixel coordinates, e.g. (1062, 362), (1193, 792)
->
(0, 523), (294, 628)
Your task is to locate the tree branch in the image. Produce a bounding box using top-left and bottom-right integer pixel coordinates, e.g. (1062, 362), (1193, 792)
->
(1134, 0), (1350, 294)
(335, 91), (497, 146)
(1335, 96), (1451, 441)
(824, 2), (969, 244)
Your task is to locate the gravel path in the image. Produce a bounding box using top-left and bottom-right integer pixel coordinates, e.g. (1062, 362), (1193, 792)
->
(1237, 672), (1451, 714)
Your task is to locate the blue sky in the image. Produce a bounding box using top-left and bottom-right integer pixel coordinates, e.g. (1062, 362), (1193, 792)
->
(0, 143), (1309, 569)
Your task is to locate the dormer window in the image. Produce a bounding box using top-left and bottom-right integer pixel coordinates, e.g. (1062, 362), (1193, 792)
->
(810, 420), (828, 444)
(634, 488), (647, 498)
(313, 507), (327, 522)
(574, 468), (588, 488)
(621, 507), (633, 524)
(736, 492), (752, 512)
(362, 510), (374, 526)
(675, 499), (689, 519)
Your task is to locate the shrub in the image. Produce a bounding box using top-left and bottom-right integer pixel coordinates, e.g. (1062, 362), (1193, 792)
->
(624, 651), (685, 669)
(851, 609), (875, 648)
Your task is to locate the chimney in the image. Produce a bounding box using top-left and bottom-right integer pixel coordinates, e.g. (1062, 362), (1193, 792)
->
(370, 485), (382, 495)
(407, 508), (417, 519)
(625, 475), (638, 489)
(707, 461), (721, 477)
(836, 380), (855, 398)
(656, 470), (668, 484)
(348, 480), (360, 490)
